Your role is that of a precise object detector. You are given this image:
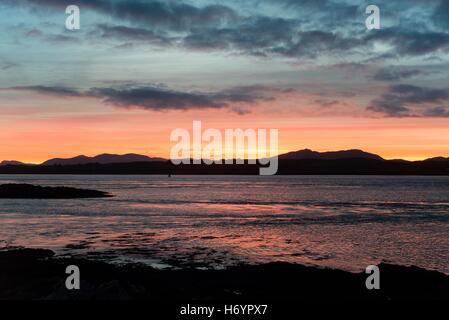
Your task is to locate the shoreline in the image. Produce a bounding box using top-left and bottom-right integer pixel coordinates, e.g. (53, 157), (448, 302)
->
(1, 248), (448, 300)
(1, 158), (449, 175)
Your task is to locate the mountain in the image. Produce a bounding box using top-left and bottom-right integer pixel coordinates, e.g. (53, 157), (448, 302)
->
(1, 150), (449, 175)
(41, 153), (166, 166)
(279, 149), (384, 161)
(425, 157), (449, 162)
(41, 155), (91, 166)
(1, 157), (449, 175)
(0, 160), (33, 166)
(3, 149), (449, 175)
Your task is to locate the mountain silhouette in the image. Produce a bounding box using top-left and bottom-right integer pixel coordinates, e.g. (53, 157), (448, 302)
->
(278, 149), (384, 161)
(2, 150), (449, 175)
(41, 153), (165, 166)
(0, 160), (32, 166)
(425, 157), (449, 162)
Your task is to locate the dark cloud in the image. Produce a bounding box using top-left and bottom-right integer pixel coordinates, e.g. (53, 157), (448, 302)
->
(89, 15), (449, 62)
(98, 20), (363, 59)
(372, 67), (422, 82)
(6, 0), (449, 62)
(88, 86), (225, 110)
(108, 2), (239, 31)
(22, 27), (79, 44)
(0, 62), (19, 70)
(314, 99), (341, 107)
(95, 24), (173, 46)
(24, 28), (43, 38)
(89, 85), (276, 112)
(424, 106), (449, 117)
(433, 0), (449, 28)
(365, 29), (449, 57)
(9, 84), (279, 114)
(368, 84), (449, 117)
(183, 16), (299, 54)
(267, 0), (359, 23)
(45, 34), (80, 43)
(278, 30), (363, 58)
(0, 0), (363, 59)
(10, 85), (83, 97)
(11, 0), (239, 31)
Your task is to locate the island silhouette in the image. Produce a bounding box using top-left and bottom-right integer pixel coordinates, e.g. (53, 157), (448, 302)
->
(0, 149), (448, 175)
(0, 184), (112, 199)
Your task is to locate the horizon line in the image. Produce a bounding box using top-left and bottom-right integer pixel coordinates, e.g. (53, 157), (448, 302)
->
(2, 148), (447, 165)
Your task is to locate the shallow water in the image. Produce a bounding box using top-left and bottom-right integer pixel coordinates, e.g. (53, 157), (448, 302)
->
(0, 175), (448, 273)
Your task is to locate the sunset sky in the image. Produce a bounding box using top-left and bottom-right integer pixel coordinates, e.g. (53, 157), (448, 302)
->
(1, 0), (449, 163)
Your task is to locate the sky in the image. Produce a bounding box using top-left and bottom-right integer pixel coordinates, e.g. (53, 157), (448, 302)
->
(0, 0), (449, 163)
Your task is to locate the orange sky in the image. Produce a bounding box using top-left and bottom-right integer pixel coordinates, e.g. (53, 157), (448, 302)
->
(1, 105), (448, 163)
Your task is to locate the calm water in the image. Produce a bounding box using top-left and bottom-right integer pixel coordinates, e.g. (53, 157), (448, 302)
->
(0, 175), (448, 273)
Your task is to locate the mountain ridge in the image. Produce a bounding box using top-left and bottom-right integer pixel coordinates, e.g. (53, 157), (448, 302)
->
(0, 160), (33, 166)
(1, 149), (449, 166)
(278, 149), (384, 161)
(41, 153), (166, 166)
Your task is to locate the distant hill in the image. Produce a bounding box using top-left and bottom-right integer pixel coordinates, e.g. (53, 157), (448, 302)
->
(0, 160), (33, 166)
(1, 157), (449, 175)
(279, 149), (384, 161)
(425, 157), (449, 162)
(1, 149), (449, 175)
(41, 153), (166, 166)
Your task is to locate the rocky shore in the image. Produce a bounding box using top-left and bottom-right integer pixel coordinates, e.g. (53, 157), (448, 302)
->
(0, 248), (447, 300)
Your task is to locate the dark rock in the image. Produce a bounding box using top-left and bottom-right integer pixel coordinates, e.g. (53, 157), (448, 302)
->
(0, 184), (112, 199)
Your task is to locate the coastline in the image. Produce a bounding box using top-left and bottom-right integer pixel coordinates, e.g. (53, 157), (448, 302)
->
(1, 158), (449, 175)
(1, 248), (448, 301)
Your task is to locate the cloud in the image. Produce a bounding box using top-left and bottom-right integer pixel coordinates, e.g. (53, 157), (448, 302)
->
(96, 20), (363, 59)
(424, 106), (449, 117)
(24, 28), (43, 38)
(281, 30), (363, 58)
(9, 85), (83, 97)
(368, 84), (449, 117)
(365, 29), (449, 57)
(372, 67), (422, 81)
(7, 0), (449, 62)
(45, 34), (80, 43)
(0, 62), (19, 70)
(95, 24), (173, 46)
(108, 2), (239, 31)
(89, 85), (278, 113)
(267, 0), (359, 24)
(182, 16), (299, 54)
(433, 0), (449, 28)
(0, 0), (367, 60)
(87, 9), (448, 61)
(88, 86), (224, 110)
(314, 99), (341, 107)
(21, 27), (80, 44)
(10, 0), (239, 31)
(8, 84), (280, 114)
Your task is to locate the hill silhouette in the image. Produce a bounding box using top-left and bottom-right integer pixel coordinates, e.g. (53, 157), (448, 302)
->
(0, 160), (32, 166)
(1, 150), (449, 175)
(279, 149), (384, 160)
(41, 153), (165, 166)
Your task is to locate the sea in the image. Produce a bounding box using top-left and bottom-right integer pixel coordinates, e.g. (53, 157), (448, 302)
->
(0, 175), (448, 273)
